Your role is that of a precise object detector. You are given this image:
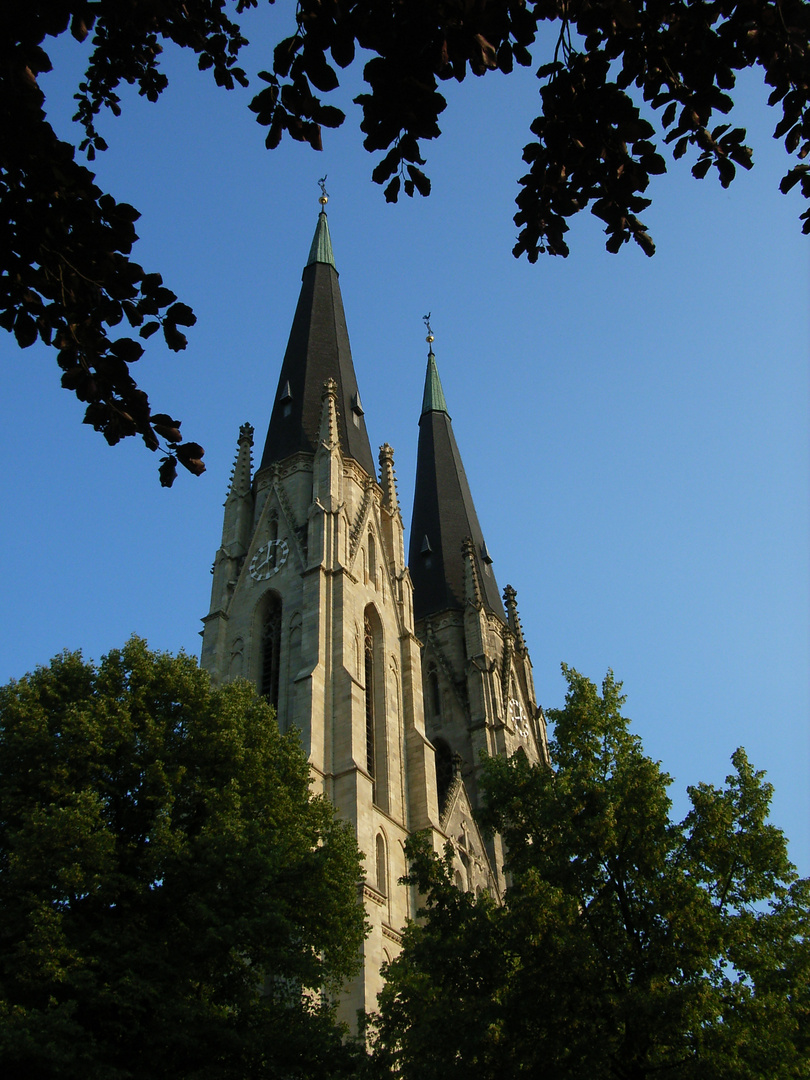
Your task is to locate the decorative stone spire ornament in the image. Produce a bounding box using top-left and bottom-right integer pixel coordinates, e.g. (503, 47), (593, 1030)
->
(220, 422), (254, 555)
(379, 442), (399, 516)
(462, 536), (484, 608)
(227, 422), (254, 503)
(503, 584), (527, 653)
(318, 377), (340, 449)
(204, 422), (256, 641)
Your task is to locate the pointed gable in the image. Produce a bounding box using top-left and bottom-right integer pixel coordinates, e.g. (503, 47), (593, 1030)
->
(439, 773), (501, 898)
(409, 351), (505, 623)
(258, 210), (376, 478)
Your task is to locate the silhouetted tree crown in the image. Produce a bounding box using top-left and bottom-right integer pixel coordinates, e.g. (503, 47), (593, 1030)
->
(370, 665), (810, 1080)
(0, 637), (367, 1080)
(4, 1), (808, 477)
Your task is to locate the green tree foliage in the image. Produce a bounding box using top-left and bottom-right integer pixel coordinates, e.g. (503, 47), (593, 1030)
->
(4, 2), (808, 474)
(371, 665), (810, 1080)
(0, 638), (367, 1080)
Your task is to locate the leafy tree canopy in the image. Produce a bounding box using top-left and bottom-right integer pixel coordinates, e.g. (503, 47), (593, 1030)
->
(0, 638), (367, 1080)
(370, 664), (810, 1080)
(4, 1), (808, 478)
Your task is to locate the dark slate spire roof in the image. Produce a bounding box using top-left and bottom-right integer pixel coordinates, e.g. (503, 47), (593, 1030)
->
(258, 211), (376, 477)
(409, 351), (505, 622)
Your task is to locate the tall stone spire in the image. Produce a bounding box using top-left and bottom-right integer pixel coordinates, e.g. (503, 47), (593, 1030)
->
(258, 202), (375, 478)
(408, 344), (505, 622)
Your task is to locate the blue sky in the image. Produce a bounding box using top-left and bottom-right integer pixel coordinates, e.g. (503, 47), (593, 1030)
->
(2, 8), (808, 873)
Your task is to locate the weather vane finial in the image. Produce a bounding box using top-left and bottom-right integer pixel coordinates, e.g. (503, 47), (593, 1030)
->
(423, 312), (434, 347)
(318, 175), (329, 208)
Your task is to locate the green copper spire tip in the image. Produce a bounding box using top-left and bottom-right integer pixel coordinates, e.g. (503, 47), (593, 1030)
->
(306, 209), (336, 269)
(421, 351), (449, 416)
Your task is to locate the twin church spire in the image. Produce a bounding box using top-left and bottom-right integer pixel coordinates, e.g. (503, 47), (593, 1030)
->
(257, 205), (503, 628)
(258, 206), (375, 477)
(409, 341), (505, 623)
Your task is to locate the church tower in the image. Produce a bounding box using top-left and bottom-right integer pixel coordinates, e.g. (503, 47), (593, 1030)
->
(200, 200), (441, 1021)
(408, 338), (549, 892)
(201, 203), (547, 1018)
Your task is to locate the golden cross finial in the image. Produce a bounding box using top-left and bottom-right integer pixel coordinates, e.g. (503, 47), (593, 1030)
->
(423, 312), (434, 345)
(318, 175), (329, 207)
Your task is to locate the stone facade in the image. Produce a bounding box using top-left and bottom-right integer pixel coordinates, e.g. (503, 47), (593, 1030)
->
(419, 577), (549, 894)
(201, 210), (548, 1023)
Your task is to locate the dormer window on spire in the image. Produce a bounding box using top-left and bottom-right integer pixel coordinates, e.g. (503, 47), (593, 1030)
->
(351, 392), (364, 428)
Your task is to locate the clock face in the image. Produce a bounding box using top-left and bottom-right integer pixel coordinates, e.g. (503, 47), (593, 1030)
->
(509, 697), (530, 739)
(249, 538), (289, 581)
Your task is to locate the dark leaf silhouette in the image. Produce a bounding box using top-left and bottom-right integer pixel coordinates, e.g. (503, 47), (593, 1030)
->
(166, 303), (196, 327)
(158, 455), (178, 488)
(151, 413), (183, 443)
(176, 441), (206, 476)
(4, 0), (808, 486)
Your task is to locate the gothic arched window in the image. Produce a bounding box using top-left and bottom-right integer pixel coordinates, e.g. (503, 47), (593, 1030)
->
(434, 738), (454, 814)
(261, 593), (282, 708)
(364, 612), (376, 802)
(375, 832), (388, 896)
(283, 612), (302, 736)
(426, 665), (441, 720)
(364, 605), (387, 810)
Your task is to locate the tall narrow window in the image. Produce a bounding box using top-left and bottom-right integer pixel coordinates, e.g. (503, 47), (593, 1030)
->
(364, 613), (376, 802)
(434, 738), (454, 814)
(261, 594), (282, 708)
(284, 612), (302, 736)
(427, 666), (441, 720)
(364, 606), (387, 810)
(368, 529), (376, 587)
(375, 833), (388, 896)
